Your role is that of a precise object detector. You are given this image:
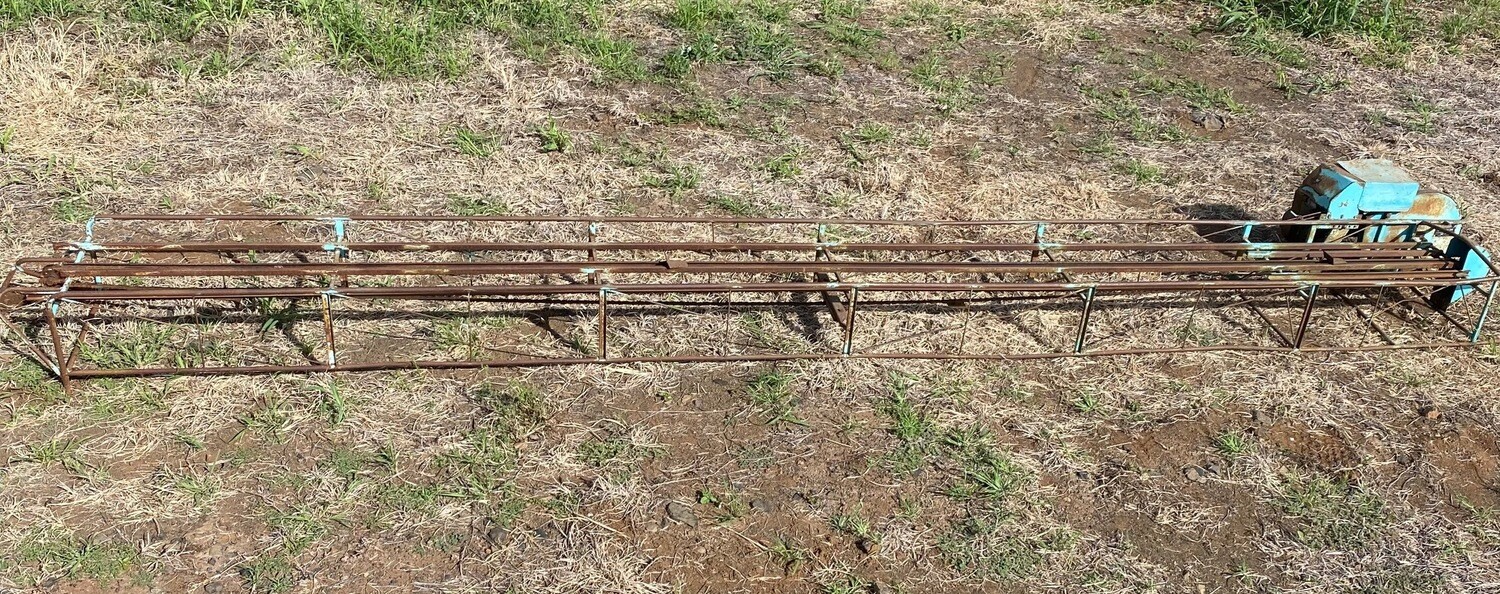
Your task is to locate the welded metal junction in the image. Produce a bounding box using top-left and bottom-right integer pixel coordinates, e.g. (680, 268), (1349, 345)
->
(1, 211), (1497, 388)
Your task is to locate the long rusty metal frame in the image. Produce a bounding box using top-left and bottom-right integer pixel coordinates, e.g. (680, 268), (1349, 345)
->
(2, 214), (1498, 390)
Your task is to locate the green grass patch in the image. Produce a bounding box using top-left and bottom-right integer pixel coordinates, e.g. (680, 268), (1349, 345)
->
(577, 423), (663, 467)
(453, 0), (647, 80)
(829, 509), (874, 538)
(760, 149), (802, 179)
(293, 0), (468, 78)
(447, 193), (510, 216)
(451, 127), (499, 157)
(1277, 473), (1387, 549)
(1115, 158), (1166, 185)
(237, 397), (292, 442)
(644, 160), (702, 195)
(124, 0), (256, 42)
(239, 552), (297, 593)
(944, 434), (1031, 502)
(469, 380), (547, 435)
(877, 374), (940, 474)
(661, 0), (811, 80)
(53, 194), (94, 224)
(707, 193), (755, 215)
(82, 323), (177, 369)
(0, 0), (86, 27)
(4, 359), (65, 403)
(1207, 0), (1421, 66)
(14, 527), (144, 587)
(267, 505), (334, 553)
(697, 486), (751, 523)
(939, 520), (1077, 581)
(837, 122), (892, 164)
(19, 436), (87, 472)
(768, 536), (809, 573)
(652, 95), (732, 127)
(745, 369), (804, 426)
(534, 118), (572, 153)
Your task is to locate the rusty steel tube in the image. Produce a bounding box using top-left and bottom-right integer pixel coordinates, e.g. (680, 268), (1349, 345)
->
(39, 258), (1456, 281)
(5, 277), (1493, 305)
(54, 240), (1432, 255)
(87, 213), (1456, 227)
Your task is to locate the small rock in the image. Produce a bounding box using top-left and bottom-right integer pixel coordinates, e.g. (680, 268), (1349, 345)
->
(665, 501), (698, 527)
(750, 498), (775, 513)
(1184, 466), (1206, 483)
(485, 525), (510, 547)
(871, 581), (891, 594)
(1395, 452), (1414, 465)
(1204, 461), (1222, 476)
(856, 538), (879, 555)
(543, 315), (570, 336)
(1419, 406), (1441, 420)
(1191, 109), (1226, 131)
(203, 583), (224, 594)
(1250, 409), (1271, 425)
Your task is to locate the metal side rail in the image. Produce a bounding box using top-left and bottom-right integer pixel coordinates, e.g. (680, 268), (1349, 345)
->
(1, 214), (1495, 389)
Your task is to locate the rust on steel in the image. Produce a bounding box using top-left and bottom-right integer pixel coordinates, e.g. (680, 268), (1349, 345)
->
(2, 213), (1497, 388)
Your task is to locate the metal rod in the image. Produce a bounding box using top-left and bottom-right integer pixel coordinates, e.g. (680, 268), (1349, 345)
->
(1473, 280), (1498, 342)
(43, 302), (69, 391)
(321, 293), (337, 367)
(11, 277), (1487, 306)
(40, 258), (1458, 282)
(597, 288), (608, 360)
(1075, 286), (1097, 353)
(842, 287), (859, 356)
(1293, 284), (1320, 349)
(1338, 291), (1396, 346)
(1240, 292), (1293, 348)
(88, 213), (1460, 227)
(53, 240), (1434, 258)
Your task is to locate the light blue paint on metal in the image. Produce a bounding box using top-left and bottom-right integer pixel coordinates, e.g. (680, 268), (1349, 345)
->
(1451, 240), (1492, 301)
(1038, 242), (1062, 250)
(1295, 159), (1482, 304)
(1421, 238), (1496, 309)
(1247, 242), (1275, 259)
(329, 217), (351, 259)
(74, 217), (98, 264)
(1339, 159), (1422, 212)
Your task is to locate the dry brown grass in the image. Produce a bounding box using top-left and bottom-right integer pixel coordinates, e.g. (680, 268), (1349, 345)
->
(3, 0), (1500, 592)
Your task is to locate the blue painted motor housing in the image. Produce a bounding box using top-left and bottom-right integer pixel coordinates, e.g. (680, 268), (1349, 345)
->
(1282, 159), (1490, 309)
